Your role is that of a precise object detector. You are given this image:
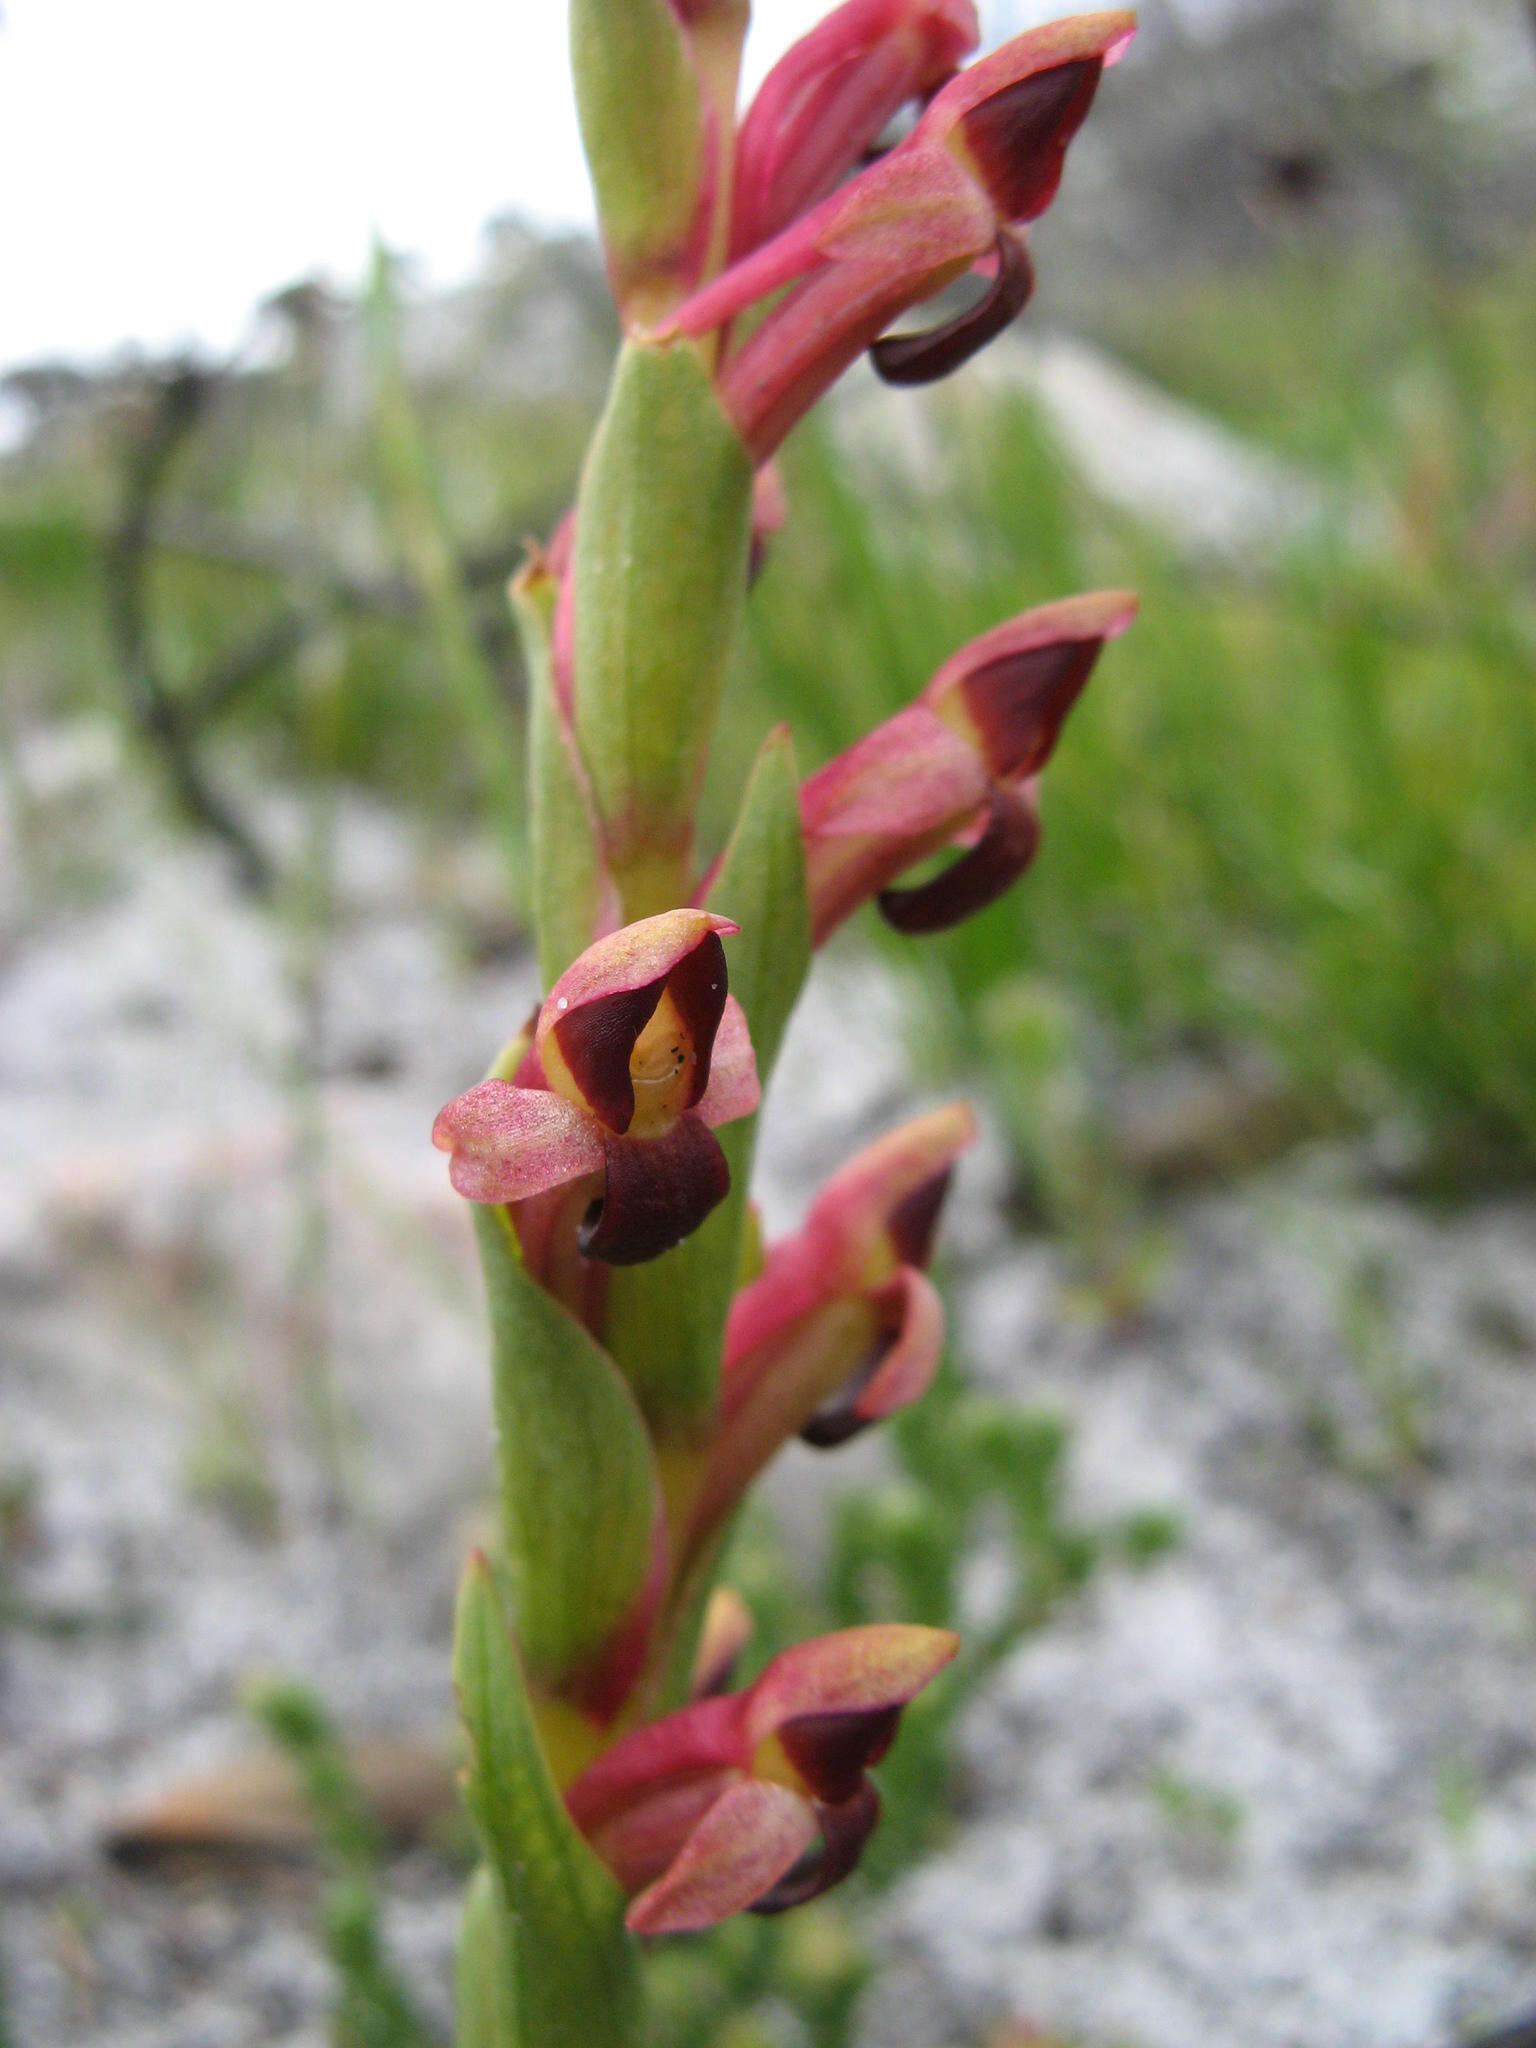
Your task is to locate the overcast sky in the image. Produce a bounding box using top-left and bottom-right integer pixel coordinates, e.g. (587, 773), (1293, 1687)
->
(0, 0), (1115, 377)
(0, 0), (1051, 375)
(0, 0), (847, 373)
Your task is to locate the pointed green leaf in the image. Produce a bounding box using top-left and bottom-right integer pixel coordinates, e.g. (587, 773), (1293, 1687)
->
(573, 340), (753, 912)
(474, 1205), (659, 1688)
(602, 727), (811, 1426)
(700, 725), (812, 1084)
(513, 570), (611, 990)
(454, 1558), (643, 2048)
(571, 0), (707, 321)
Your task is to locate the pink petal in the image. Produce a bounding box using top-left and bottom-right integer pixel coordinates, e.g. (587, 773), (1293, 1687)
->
(801, 704), (985, 839)
(626, 1778), (819, 1935)
(923, 8), (1136, 136)
(924, 590), (1138, 778)
(722, 1222), (846, 1381)
(431, 1083), (603, 1204)
(720, 1101), (974, 1390)
(663, 14), (1129, 454)
(745, 1624), (960, 1747)
(797, 1264), (945, 1447)
(567, 1630), (954, 1925)
(538, 911), (739, 1134)
(849, 1265), (945, 1424)
(582, 1766), (743, 1896)
(716, 1239), (954, 1540)
(801, 704), (988, 945)
(566, 1695), (750, 1838)
(667, 131), (995, 457)
(732, 0), (980, 256)
(698, 1288), (885, 1552)
(713, 168), (994, 456)
(668, 140), (987, 344)
(803, 1101), (978, 1272)
(919, 12), (1136, 222)
(927, 590), (1139, 693)
(695, 996), (761, 1129)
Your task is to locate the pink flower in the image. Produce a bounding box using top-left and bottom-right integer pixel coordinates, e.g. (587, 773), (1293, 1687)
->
(681, 1104), (976, 1565)
(566, 1624), (958, 1931)
(665, 10), (1137, 456)
(433, 911), (760, 1266)
(801, 590), (1138, 945)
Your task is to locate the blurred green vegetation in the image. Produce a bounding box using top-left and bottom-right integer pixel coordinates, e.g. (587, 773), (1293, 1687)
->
(0, 260), (597, 817)
(7, 246), (1531, 1197)
(738, 246), (1536, 1192)
(251, 1679), (439, 2048)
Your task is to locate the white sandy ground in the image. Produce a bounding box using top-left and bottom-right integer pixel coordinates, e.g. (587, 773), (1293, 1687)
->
(869, 1188), (1536, 2048)
(1, 787), (1534, 2046)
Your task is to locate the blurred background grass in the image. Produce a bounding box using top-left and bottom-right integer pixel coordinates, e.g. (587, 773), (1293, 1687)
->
(6, 234), (1532, 1203)
(741, 242), (1536, 1197)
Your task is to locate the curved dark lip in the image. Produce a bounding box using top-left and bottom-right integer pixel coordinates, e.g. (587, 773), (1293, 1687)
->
(869, 227), (1034, 386)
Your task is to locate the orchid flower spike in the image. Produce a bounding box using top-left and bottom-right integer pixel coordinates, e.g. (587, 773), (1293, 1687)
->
(801, 589), (1138, 946)
(566, 1624), (958, 1932)
(667, 10), (1137, 456)
(434, 911), (760, 1266)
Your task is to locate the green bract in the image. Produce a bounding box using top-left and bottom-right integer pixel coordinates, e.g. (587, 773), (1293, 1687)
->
(475, 1206), (659, 1689)
(454, 1559), (642, 2048)
(572, 340), (753, 915)
(455, 1867), (518, 2048)
(569, 0), (707, 322)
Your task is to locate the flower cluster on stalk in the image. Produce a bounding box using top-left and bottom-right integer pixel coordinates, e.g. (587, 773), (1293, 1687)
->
(440, 0), (1138, 1938)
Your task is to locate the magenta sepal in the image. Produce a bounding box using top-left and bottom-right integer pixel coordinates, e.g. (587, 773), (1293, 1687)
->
(731, 0), (980, 257)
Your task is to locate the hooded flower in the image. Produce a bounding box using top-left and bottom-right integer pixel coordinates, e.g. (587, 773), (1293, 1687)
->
(679, 1104), (976, 1566)
(566, 1624), (958, 1932)
(666, 10), (1137, 455)
(801, 590), (1138, 945)
(433, 911), (760, 1267)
